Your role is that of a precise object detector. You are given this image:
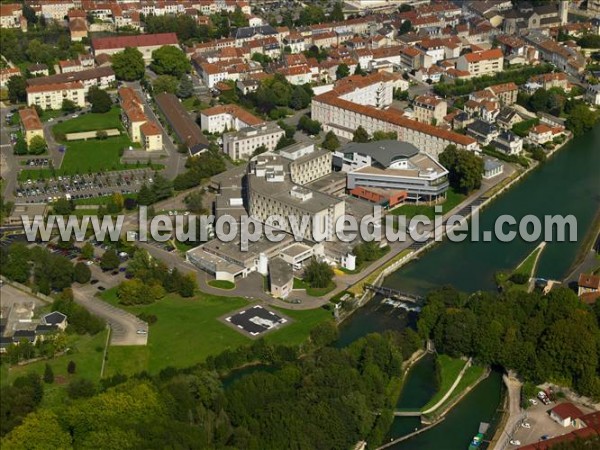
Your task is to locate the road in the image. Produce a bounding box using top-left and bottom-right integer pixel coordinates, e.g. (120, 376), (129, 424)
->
(491, 374), (523, 450)
(71, 267), (148, 346)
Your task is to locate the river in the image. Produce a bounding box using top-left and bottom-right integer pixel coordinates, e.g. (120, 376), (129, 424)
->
(335, 125), (600, 448)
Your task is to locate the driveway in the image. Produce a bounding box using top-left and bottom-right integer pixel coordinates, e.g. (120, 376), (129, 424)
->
(72, 272), (148, 346)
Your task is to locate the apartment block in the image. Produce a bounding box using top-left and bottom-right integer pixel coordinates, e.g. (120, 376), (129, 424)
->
(118, 87), (163, 151)
(456, 49), (504, 78)
(26, 81), (85, 110)
(413, 95), (447, 125)
(200, 104), (264, 134)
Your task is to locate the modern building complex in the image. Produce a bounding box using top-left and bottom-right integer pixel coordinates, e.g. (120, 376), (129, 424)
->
(311, 73), (478, 159)
(155, 93), (209, 155)
(26, 81), (85, 110)
(222, 123), (284, 160)
(334, 140), (449, 207)
(200, 104), (265, 134)
(18, 108), (44, 145)
(91, 33), (179, 62)
(118, 87), (163, 151)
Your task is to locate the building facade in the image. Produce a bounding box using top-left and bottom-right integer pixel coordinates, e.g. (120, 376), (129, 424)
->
(26, 81), (85, 110)
(223, 123), (284, 160)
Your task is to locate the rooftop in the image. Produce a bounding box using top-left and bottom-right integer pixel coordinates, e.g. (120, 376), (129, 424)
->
(92, 32), (178, 51)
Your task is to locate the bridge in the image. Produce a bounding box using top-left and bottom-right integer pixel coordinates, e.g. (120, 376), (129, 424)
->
(364, 284), (424, 304)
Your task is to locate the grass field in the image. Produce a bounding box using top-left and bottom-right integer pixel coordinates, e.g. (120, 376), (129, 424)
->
(433, 363), (485, 413)
(52, 107), (122, 135)
(100, 289), (331, 376)
(421, 355), (467, 411)
(208, 280), (235, 290)
(514, 245), (544, 278)
(0, 330), (109, 406)
(73, 193), (136, 206)
(40, 109), (66, 123)
(389, 188), (466, 220)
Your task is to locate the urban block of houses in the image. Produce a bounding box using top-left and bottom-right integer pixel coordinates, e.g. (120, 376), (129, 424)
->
(155, 92), (209, 156)
(18, 108), (44, 145)
(333, 140), (450, 207)
(311, 72), (479, 159)
(200, 104), (265, 134)
(118, 87), (163, 151)
(0, 305), (67, 354)
(222, 123), (285, 161)
(26, 81), (85, 110)
(91, 32), (179, 62)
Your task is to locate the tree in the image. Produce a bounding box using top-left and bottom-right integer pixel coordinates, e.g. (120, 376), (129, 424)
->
(176, 75), (194, 98)
(330, 2), (344, 21)
(23, 5), (38, 25)
(100, 249), (120, 271)
(43, 364), (54, 384)
(566, 104), (598, 136)
(112, 47), (145, 81)
(184, 190), (205, 214)
(399, 20), (412, 35)
(151, 174), (173, 201)
(53, 198), (73, 215)
(137, 183), (156, 206)
(303, 258), (334, 289)
(28, 135), (47, 155)
(124, 197), (137, 210)
(7, 76), (27, 103)
(290, 85), (311, 110)
(439, 145), (484, 194)
(13, 136), (28, 155)
(298, 115), (321, 135)
(150, 46), (191, 78)
(352, 126), (369, 143)
(67, 378), (96, 399)
(336, 63), (350, 80)
(61, 98), (77, 113)
(74, 262), (92, 284)
(88, 86), (112, 113)
(298, 5), (326, 25)
(321, 131), (340, 151)
(152, 75), (179, 94)
(372, 131), (397, 141)
(67, 360), (76, 374)
(251, 145), (268, 157)
(96, 130), (108, 140)
(81, 242), (94, 260)
(354, 63), (366, 76)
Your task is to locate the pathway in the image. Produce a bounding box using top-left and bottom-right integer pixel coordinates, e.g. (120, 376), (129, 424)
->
(490, 373), (523, 450)
(421, 357), (473, 415)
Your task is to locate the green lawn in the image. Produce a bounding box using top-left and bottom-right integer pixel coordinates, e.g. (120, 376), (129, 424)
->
(307, 281), (336, 297)
(73, 193), (136, 206)
(40, 109), (66, 123)
(52, 107), (122, 135)
(389, 188), (466, 220)
(421, 354), (467, 411)
(293, 278), (309, 290)
(100, 289), (331, 376)
(1, 330), (109, 406)
(433, 363), (485, 413)
(514, 246), (543, 278)
(208, 280), (235, 290)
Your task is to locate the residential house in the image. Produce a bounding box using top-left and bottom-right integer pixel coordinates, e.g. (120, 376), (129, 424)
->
(528, 123), (563, 145)
(0, 67), (21, 88)
(486, 82), (518, 106)
(466, 119), (499, 145)
(413, 95), (447, 125)
(578, 274), (600, 298)
(492, 131), (523, 155)
(456, 48), (504, 78)
(549, 403), (585, 428)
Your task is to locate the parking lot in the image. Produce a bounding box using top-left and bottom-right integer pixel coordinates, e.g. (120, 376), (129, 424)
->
(511, 400), (595, 447)
(223, 305), (289, 337)
(16, 168), (155, 203)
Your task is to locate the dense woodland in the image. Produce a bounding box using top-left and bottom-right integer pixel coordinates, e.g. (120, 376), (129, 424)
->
(1, 330), (421, 449)
(418, 286), (600, 398)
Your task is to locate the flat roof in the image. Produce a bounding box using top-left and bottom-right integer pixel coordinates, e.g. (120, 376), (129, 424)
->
(340, 140), (420, 168)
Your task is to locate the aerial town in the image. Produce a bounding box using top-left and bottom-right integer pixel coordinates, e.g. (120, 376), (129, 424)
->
(0, 0), (599, 449)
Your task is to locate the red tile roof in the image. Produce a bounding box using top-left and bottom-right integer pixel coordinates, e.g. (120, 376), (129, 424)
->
(26, 81), (84, 94)
(92, 32), (178, 51)
(19, 108), (42, 131)
(201, 104), (264, 126)
(463, 48), (503, 63)
(140, 121), (161, 136)
(579, 274), (600, 290)
(551, 403), (584, 421)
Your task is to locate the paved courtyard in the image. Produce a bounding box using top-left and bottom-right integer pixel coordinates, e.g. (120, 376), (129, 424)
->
(222, 305), (290, 338)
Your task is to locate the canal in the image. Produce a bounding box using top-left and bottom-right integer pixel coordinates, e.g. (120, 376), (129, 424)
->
(336, 125), (600, 448)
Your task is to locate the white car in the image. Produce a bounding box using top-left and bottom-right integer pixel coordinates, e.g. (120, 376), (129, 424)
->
(510, 440), (521, 446)
(85, 260), (94, 266)
(528, 399), (538, 406)
(521, 422), (531, 429)
(136, 329), (147, 335)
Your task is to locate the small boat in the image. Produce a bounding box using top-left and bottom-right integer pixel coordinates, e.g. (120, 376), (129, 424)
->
(468, 423), (490, 450)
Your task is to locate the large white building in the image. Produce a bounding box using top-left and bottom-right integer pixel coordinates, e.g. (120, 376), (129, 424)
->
(223, 123), (284, 160)
(334, 140), (450, 205)
(26, 81), (85, 110)
(200, 104), (265, 134)
(311, 73), (478, 159)
(26, 66), (115, 95)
